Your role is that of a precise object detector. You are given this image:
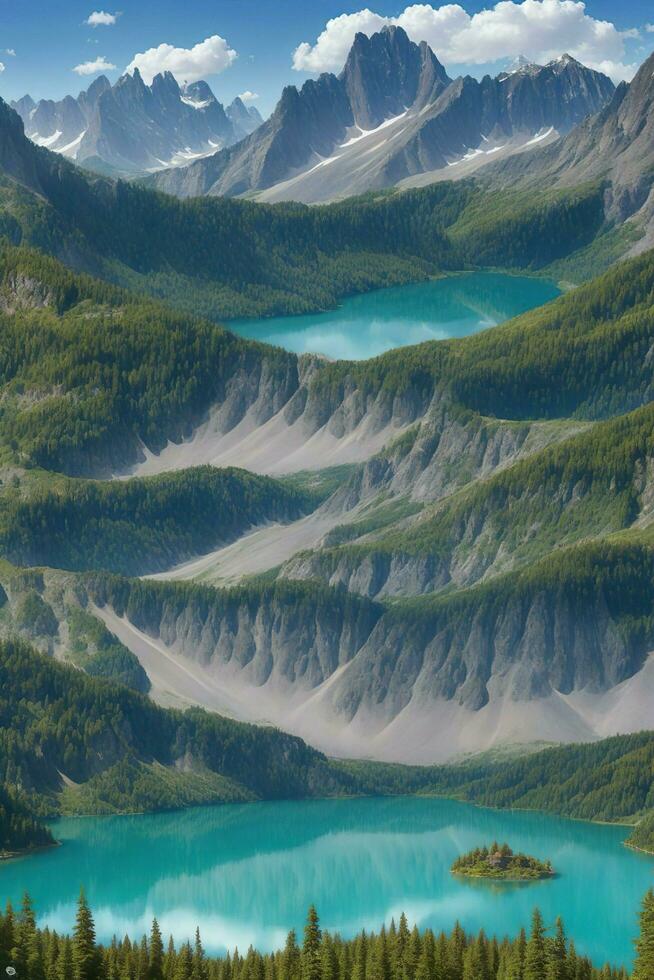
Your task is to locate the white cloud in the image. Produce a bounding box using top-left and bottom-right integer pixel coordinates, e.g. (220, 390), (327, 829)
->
(0, 63), (4, 74)
(86, 10), (117, 27)
(126, 34), (237, 84)
(292, 0), (638, 82)
(5, 48), (15, 56)
(646, 24), (654, 33)
(73, 55), (117, 75)
(237, 90), (259, 102)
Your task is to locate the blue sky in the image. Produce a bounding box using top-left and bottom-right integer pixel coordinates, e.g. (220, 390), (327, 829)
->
(0, 0), (652, 115)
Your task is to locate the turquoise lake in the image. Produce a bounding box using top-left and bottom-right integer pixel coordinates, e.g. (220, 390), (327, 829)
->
(2, 797), (652, 970)
(228, 273), (561, 359)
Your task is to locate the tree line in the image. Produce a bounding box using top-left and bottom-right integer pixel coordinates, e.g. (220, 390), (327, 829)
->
(2, 891), (651, 980)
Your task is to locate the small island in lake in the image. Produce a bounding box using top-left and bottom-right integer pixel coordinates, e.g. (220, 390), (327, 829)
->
(451, 842), (555, 880)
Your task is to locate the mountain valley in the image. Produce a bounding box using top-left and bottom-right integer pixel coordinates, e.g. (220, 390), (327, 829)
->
(0, 16), (654, 877)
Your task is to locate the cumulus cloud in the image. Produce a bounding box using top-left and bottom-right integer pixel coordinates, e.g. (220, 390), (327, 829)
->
(73, 55), (117, 75)
(646, 24), (654, 33)
(5, 48), (15, 56)
(0, 63), (4, 74)
(292, 0), (638, 82)
(237, 90), (259, 102)
(86, 10), (118, 27)
(126, 34), (237, 84)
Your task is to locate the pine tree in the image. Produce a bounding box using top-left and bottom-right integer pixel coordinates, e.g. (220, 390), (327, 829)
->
(633, 889), (654, 980)
(506, 929), (526, 980)
(0, 901), (15, 974)
(547, 918), (567, 980)
(57, 937), (74, 980)
(193, 929), (208, 980)
(524, 911), (548, 980)
(351, 933), (368, 980)
(320, 933), (338, 980)
(14, 893), (38, 976)
(149, 921), (164, 980)
(302, 908), (322, 980)
(72, 890), (100, 980)
(281, 931), (300, 980)
(415, 930), (434, 980)
(164, 937), (177, 980)
(369, 929), (390, 980)
(175, 943), (193, 980)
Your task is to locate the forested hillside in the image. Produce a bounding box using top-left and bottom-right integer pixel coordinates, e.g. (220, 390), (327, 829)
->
(0, 95), (616, 319)
(0, 636), (362, 821)
(0, 784), (53, 856)
(283, 401), (654, 597)
(2, 244), (654, 482)
(0, 466), (313, 575)
(343, 732), (654, 851)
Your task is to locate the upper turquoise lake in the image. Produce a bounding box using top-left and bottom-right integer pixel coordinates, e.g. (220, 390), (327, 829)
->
(2, 797), (652, 970)
(228, 273), (561, 359)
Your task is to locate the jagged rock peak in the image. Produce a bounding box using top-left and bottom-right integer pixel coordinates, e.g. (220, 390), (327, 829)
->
(340, 24), (450, 128)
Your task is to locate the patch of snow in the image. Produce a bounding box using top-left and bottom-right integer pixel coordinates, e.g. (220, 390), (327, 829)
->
(180, 95), (212, 110)
(32, 129), (62, 148)
(525, 126), (554, 145)
(58, 130), (86, 159)
(339, 109), (409, 149)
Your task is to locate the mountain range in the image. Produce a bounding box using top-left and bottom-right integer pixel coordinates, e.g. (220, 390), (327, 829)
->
(10, 70), (263, 177)
(147, 25), (615, 202)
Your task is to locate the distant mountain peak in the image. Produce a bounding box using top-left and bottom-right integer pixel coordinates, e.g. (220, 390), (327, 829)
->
(9, 69), (260, 175)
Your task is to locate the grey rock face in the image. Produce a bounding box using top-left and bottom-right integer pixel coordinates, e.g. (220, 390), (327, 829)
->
(340, 26), (450, 129)
(150, 25), (451, 199)
(226, 97), (263, 139)
(149, 30), (613, 202)
(484, 50), (654, 228)
(10, 70), (250, 175)
(84, 567), (647, 762)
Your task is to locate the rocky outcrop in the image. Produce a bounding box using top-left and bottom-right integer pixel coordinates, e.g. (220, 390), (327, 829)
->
(82, 548), (653, 761)
(484, 50), (654, 229)
(340, 26), (450, 128)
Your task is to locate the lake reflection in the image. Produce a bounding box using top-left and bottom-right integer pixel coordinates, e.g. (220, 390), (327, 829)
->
(2, 797), (652, 969)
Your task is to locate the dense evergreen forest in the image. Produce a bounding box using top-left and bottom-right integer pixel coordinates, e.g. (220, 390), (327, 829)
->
(0, 785), (53, 856)
(343, 732), (654, 850)
(0, 891), (644, 980)
(0, 467), (313, 575)
(0, 636), (366, 825)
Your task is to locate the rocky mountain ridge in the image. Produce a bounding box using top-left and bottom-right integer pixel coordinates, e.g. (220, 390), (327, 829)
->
(482, 49), (654, 238)
(10, 71), (263, 176)
(148, 26), (614, 203)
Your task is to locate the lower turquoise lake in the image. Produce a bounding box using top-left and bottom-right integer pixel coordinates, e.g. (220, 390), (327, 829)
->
(228, 273), (561, 359)
(2, 797), (652, 970)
